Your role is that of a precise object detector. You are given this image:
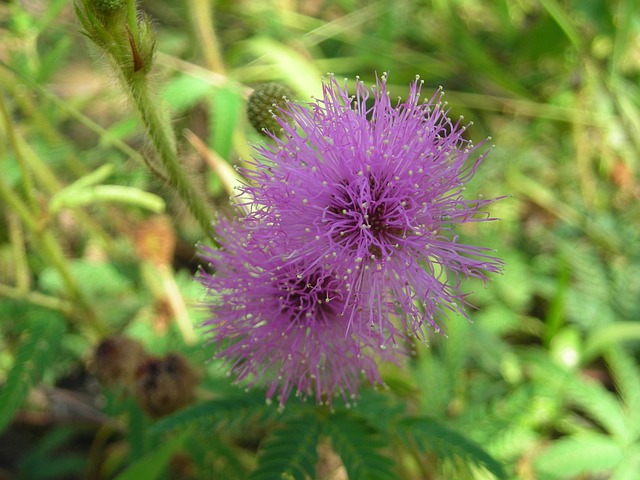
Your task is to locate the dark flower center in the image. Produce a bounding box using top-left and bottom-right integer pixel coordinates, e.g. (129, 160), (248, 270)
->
(324, 173), (410, 259)
(276, 269), (342, 324)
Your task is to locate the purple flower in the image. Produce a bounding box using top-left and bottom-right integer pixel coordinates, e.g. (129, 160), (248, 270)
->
(198, 218), (403, 407)
(241, 74), (502, 341)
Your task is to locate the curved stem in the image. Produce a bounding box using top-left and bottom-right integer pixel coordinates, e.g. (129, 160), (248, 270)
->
(0, 177), (105, 334)
(124, 76), (213, 234)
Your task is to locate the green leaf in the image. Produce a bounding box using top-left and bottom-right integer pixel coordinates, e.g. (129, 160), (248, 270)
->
(561, 241), (616, 329)
(583, 322), (640, 362)
(543, 257), (571, 347)
(113, 432), (187, 480)
(149, 392), (275, 436)
(605, 348), (640, 440)
(411, 346), (455, 416)
(243, 37), (323, 99)
(343, 390), (407, 432)
(128, 400), (150, 462)
(534, 433), (624, 479)
(58, 163), (115, 192)
(48, 164), (164, 213)
(449, 14), (529, 96)
(198, 434), (249, 480)
(538, 0), (583, 50)
(250, 414), (322, 480)
(526, 349), (629, 439)
(37, 34), (72, 83)
(50, 184), (165, 213)
(210, 85), (243, 161)
(565, 373), (629, 440)
(39, 260), (134, 299)
(611, 445), (640, 480)
(0, 309), (65, 433)
(396, 417), (507, 479)
(459, 384), (541, 459)
(162, 74), (213, 111)
(325, 413), (397, 480)
(17, 427), (86, 479)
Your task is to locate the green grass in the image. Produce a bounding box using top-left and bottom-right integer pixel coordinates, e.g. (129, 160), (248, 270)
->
(1, 0), (639, 478)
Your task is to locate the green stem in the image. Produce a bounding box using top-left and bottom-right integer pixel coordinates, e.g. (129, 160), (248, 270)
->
(0, 94), (36, 208)
(126, 0), (138, 35)
(0, 176), (105, 334)
(0, 81), (116, 253)
(73, 0), (213, 235)
(189, 0), (226, 73)
(123, 76), (213, 234)
(0, 175), (37, 232)
(7, 213), (30, 290)
(0, 282), (75, 316)
(39, 231), (105, 333)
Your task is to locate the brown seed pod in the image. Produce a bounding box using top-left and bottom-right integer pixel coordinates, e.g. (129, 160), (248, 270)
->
(92, 336), (147, 387)
(133, 353), (199, 417)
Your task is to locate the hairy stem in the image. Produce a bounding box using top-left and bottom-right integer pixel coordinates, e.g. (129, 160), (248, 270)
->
(123, 75), (213, 234)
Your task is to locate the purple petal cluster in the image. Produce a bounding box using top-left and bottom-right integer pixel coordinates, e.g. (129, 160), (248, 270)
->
(199, 74), (501, 406)
(199, 219), (403, 406)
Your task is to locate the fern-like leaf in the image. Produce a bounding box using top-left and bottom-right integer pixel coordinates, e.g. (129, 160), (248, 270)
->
(341, 389), (407, 432)
(525, 349), (628, 439)
(534, 432), (624, 479)
(396, 416), (507, 479)
(566, 375), (628, 440)
(250, 414), (322, 480)
(605, 348), (640, 440)
(149, 391), (276, 435)
(114, 432), (188, 480)
(458, 384), (540, 459)
(0, 309), (65, 433)
(201, 433), (249, 480)
(324, 412), (397, 480)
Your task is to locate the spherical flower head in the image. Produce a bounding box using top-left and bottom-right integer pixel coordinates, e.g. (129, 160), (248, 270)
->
(241, 73), (503, 341)
(198, 218), (403, 407)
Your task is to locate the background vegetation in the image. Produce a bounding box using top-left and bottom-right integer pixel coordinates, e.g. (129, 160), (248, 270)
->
(1, 0), (639, 478)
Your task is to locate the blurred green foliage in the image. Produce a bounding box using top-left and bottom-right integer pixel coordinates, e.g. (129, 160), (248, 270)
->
(1, 0), (639, 478)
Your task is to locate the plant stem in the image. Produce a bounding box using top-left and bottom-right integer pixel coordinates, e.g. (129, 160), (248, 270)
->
(74, 1), (213, 235)
(189, 0), (226, 73)
(7, 213), (30, 290)
(123, 75), (213, 234)
(0, 176), (105, 334)
(0, 94), (36, 208)
(0, 283), (75, 316)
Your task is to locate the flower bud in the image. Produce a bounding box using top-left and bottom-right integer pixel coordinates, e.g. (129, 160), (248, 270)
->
(75, 0), (156, 76)
(93, 0), (126, 12)
(247, 83), (294, 136)
(128, 15), (156, 75)
(75, 0), (127, 38)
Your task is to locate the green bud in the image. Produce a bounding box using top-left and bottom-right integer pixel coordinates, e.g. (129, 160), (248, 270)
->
(75, 0), (127, 48)
(75, 0), (156, 77)
(247, 83), (295, 137)
(93, 0), (126, 12)
(127, 15), (156, 76)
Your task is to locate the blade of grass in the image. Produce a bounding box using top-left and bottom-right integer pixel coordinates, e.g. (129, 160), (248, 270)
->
(538, 0), (583, 51)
